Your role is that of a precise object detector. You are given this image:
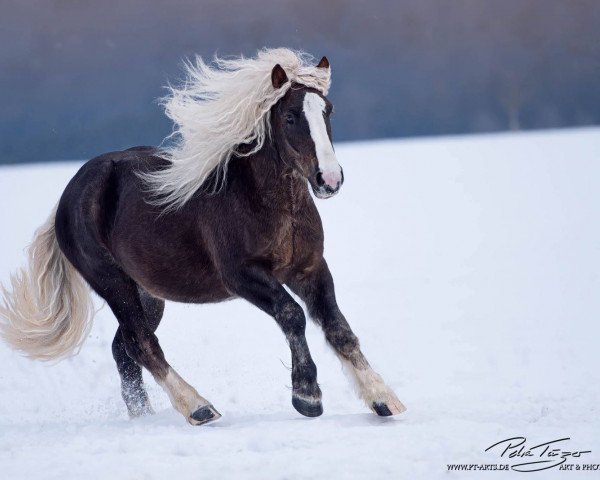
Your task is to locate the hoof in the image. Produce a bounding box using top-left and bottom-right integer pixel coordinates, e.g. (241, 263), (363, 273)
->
(371, 399), (406, 417)
(292, 395), (323, 417)
(189, 404), (222, 426)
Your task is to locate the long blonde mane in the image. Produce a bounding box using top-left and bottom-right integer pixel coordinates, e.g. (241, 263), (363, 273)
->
(141, 48), (331, 209)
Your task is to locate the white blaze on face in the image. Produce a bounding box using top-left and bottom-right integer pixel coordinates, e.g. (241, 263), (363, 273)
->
(302, 92), (342, 189)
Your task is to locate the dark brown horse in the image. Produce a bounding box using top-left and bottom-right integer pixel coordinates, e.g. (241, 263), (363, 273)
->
(0, 49), (405, 425)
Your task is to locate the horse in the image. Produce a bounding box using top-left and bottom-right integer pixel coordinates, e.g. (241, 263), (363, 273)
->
(0, 48), (406, 425)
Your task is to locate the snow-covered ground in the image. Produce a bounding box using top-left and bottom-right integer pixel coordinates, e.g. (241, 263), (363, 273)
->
(1, 128), (599, 479)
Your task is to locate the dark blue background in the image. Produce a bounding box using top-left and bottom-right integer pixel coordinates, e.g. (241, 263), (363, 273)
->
(1, 0), (599, 164)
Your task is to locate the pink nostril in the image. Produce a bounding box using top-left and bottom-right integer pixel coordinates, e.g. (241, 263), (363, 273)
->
(322, 171), (341, 188)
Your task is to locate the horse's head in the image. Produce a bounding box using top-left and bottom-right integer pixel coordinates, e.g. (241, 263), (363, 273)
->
(270, 57), (343, 199)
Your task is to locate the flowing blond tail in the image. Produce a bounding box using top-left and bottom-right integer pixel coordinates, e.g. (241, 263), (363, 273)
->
(0, 207), (94, 361)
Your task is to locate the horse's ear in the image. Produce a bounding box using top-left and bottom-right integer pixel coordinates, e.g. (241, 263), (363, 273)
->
(271, 64), (289, 89)
(316, 56), (330, 69)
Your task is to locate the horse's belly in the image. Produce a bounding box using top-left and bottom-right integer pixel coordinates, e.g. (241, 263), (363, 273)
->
(138, 269), (233, 304)
(112, 235), (232, 304)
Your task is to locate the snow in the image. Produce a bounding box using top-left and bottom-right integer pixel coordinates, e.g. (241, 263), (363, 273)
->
(1, 127), (599, 479)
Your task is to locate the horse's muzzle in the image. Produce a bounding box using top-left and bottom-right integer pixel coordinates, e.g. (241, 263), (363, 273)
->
(311, 167), (344, 199)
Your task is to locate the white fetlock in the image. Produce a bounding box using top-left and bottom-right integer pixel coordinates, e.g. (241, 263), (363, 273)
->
(342, 359), (406, 416)
(157, 367), (220, 425)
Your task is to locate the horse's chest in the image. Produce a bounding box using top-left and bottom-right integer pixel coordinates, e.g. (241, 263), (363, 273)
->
(264, 213), (320, 279)
(268, 215), (296, 265)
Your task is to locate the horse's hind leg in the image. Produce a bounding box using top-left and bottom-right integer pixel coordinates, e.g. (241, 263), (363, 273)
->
(112, 328), (152, 417)
(90, 271), (220, 425)
(288, 259), (406, 416)
(111, 287), (165, 417)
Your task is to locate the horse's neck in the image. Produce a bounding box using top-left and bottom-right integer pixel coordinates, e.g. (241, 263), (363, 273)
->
(239, 145), (311, 213)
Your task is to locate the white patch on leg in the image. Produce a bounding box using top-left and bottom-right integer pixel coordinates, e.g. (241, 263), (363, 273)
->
(341, 358), (406, 415)
(158, 367), (215, 423)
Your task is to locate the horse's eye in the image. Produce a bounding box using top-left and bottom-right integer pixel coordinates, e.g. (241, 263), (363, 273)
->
(285, 113), (295, 125)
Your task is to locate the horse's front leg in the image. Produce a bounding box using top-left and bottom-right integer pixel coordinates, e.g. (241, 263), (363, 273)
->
(288, 259), (406, 416)
(224, 265), (322, 417)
